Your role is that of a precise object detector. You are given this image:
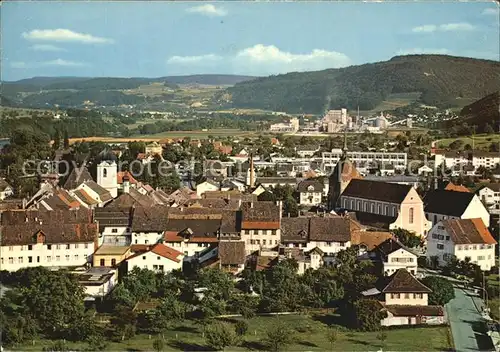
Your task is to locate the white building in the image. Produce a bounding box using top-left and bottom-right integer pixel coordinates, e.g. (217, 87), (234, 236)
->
(125, 243), (184, 273)
(97, 161), (118, 198)
(322, 150), (407, 171)
(426, 218), (497, 270)
(476, 183), (500, 207)
(0, 179), (14, 200)
(240, 202), (281, 253)
(376, 239), (418, 276)
(297, 180), (324, 206)
(424, 190), (490, 227)
(196, 179), (220, 197)
(0, 210), (97, 272)
(74, 267), (118, 299)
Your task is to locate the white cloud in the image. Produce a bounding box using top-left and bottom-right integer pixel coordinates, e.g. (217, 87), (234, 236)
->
(167, 54), (222, 64)
(31, 44), (66, 52)
(412, 22), (475, 33)
(397, 48), (451, 55)
(482, 7), (499, 16)
(22, 29), (113, 44)
(9, 59), (87, 69)
(412, 25), (437, 33)
(186, 4), (227, 17)
(166, 44), (350, 75)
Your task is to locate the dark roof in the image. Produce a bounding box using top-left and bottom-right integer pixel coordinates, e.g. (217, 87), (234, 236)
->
(220, 211), (242, 233)
(281, 217), (310, 242)
(83, 181), (113, 202)
(241, 201), (280, 222)
(440, 218), (497, 245)
(477, 183), (500, 192)
(385, 305), (444, 317)
(63, 167), (93, 190)
(0, 179), (12, 192)
(382, 269), (432, 294)
(166, 218), (221, 237)
(297, 180), (324, 193)
(423, 190), (476, 216)
(94, 208), (132, 230)
(351, 231), (393, 251)
(1, 209), (92, 226)
(342, 179), (412, 204)
(131, 206), (170, 232)
(105, 193), (138, 208)
(218, 241), (246, 265)
(376, 238), (407, 256)
(350, 211), (397, 230)
(0, 223), (98, 246)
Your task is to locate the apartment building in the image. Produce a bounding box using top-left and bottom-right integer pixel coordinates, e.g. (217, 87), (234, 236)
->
(322, 150), (408, 170)
(426, 218), (497, 270)
(240, 201), (281, 253)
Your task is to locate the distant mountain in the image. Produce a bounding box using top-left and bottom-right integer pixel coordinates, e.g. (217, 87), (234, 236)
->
(456, 91), (500, 132)
(224, 55), (500, 114)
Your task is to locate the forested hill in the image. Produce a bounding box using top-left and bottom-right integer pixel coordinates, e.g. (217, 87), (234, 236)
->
(455, 91), (500, 132)
(224, 55), (500, 114)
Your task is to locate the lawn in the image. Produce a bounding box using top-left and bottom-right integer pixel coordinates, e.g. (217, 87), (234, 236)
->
(13, 314), (453, 351)
(437, 133), (500, 150)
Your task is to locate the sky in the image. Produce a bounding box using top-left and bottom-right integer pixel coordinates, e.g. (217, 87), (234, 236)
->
(2, 1), (499, 81)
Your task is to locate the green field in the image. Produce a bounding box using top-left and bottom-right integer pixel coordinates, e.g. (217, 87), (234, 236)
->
(129, 129), (257, 139)
(13, 314), (453, 351)
(359, 92), (422, 115)
(437, 134), (500, 150)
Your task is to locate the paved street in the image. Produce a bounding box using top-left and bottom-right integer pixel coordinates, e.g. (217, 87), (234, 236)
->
(446, 286), (492, 352)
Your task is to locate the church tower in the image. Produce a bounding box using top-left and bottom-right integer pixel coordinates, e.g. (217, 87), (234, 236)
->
(246, 153), (255, 188)
(327, 129), (361, 210)
(97, 160), (118, 198)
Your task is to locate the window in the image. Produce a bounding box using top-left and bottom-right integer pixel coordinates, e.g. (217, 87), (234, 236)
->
(8, 257), (13, 264)
(271, 230), (276, 235)
(111, 229), (118, 233)
(357, 201), (361, 210)
(103, 168), (107, 177)
(100, 259), (105, 266)
(37, 256), (40, 263)
(142, 256), (146, 260)
(437, 244), (444, 250)
(66, 244), (70, 249)
(28, 245), (33, 250)
(56, 255), (61, 262)
(65, 255), (70, 261)
(385, 206), (389, 215)
(28, 256), (32, 263)
(47, 244), (52, 250)
(415, 293), (423, 299)
(56, 244), (60, 250)
(473, 245), (477, 250)
(159, 265), (164, 271)
(434, 215), (437, 224)
(74, 255), (79, 260)
(8, 246), (13, 251)
(84, 243), (88, 249)
(18, 257), (23, 264)
(457, 246), (462, 251)
(477, 256), (485, 261)
(84, 254), (88, 261)
(404, 293), (410, 299)
(153, 265), (158, 270)
(445, 236), (450, 241)
(145, 240), (149, 245)
(111, 259), (116, 266)
(263, 239), (267, 245)
(409, 207), (414, 224)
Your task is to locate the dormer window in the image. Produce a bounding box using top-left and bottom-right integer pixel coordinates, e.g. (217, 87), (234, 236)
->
(299, 229), (307, 238)
(307, 185), (314, 192)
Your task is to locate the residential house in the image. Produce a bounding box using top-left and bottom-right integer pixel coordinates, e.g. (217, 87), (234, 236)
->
(74, 181), (114, 207)
(281, 247), (324, 274)
(376, 239), (418, 276)
(240, 201), (281, 253)
(426, 218), (497, 270)
(130, 206), (170, 245)
(0, 179), (14, 200)
(339, 179), (431, 236)
(93, 245), (131, 267)
(476, 183), (500, 208)
(201, 241), (246, 274)
(74, 267), (118, 299)
(423, 190), (490, 227)
(94, 208), (132, 246)
(297, 180), (324, 206)
(117, 171), (139, 192)
(145, 142), (163, 156)
(125, 243), (183, 273)
(196, 179), (220, 197)
(0, 209), (97, 272)
(296, 145), (320, 158)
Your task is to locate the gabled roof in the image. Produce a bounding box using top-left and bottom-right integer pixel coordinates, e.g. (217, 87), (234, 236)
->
(131, 206), (170, 232)
(0, 223), (98, 246)
(384, 305), (444, 317)
(477, 183), (500, 192)
(117, 171), (138, 184)
(218, 241), (246, 265)
(82, 181), (113, 202)
(151, 243), (183, 262)
(423, 190), (476, 216)
(444, 182), (470, 193)
(439, 218), (497, 245)
(241, 201), (280, 229)
(281, 216), (360, 243)
(281, 217), (310, 242)
(342, 179), (412, 204)
(382, 269), (432, 293)
(351, 231), (393, 251)
(73, 189), (99, 206)
(94, 208), (131, 229)
(63, 166), (93, 190)
(297, 179), (324, 192)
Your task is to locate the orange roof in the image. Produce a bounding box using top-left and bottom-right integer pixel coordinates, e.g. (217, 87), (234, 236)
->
(271, 138), (279, 145)
(241, 221), (280, 230)
(470, 218), (498, 245)
(74, 189), (99, 205)
(445, 183), (470, 193)
(351, 231), (393, 251)
(130, 244), (152, 253)
(57, 190), (80, 208)
(117, 171), (138, 184)
(151, 243), (183, 262)
(164, 231), (184, 242)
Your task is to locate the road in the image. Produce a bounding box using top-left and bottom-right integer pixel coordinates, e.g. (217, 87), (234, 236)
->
(446, 286), (493, 351)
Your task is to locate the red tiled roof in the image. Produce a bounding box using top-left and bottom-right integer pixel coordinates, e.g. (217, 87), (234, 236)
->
(241, 221), (280, 230)
(151, 243), (183, 262)
(444, 182), (470, 193)
(117, 171), (138, 184)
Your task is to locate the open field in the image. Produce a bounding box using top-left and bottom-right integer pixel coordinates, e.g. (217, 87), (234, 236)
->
(437, 134), (500, 149)
(13, 314), (453, 351)
(358, 92), (421, 115)
(129, 129), (257, 139)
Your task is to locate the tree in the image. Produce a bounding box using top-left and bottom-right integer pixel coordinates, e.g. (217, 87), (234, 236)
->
(235, 320), (248, 336)
(421, 276), (455, 305)
(484, 123), (495, 135)
(63, 129), (70, 149)
(326, 327), (339, 351)
(261, 320), (294, 352)
(53, 129), (61, 150)
(258, 191), (277, 202)
(153, 338), (165, 352)
(204, 322), (239, 351)
(352, 299), (386, 331)
(110, 306), (137, 341)
(393, 228), (421, 248)
(283, 196), (299, 217)
(449, 140), (464, 150)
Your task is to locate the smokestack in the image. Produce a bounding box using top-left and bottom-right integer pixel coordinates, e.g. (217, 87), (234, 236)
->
(123, 174), (130, 194)
(250, 153), (255, 188)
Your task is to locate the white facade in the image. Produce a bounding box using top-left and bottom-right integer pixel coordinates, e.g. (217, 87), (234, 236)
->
(241, 229), (281, 253)
(196, 181), (219, 197)
(0, 185), (13, 200)
(163, 239), (214, 258)
(97, 161), (118, 198)
(385, 291), (428, 306)
(283, 240), (350, 257)
(0, 241), (94, 272)
(322, 150), (408, 170)
(426, 222), (496, 270)
(383, 248), (418, 276)
(101, 226), (131, 246)
(426, 194), (490, 227)
(299, 188), (323, 206)
(132, 231), (163, 245)
(126, 249), (183, 273)
(477, 186), (500, 206)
